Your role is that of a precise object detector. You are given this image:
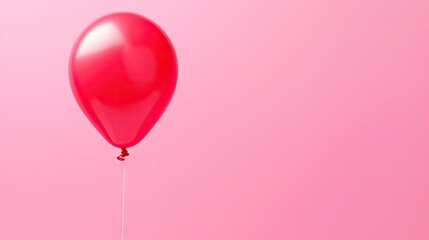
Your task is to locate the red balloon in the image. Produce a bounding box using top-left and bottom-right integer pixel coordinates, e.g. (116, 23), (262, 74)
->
(69, 12), (178, 154)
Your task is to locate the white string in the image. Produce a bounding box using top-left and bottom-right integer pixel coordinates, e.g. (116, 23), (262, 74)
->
(121, 161), (126, 240)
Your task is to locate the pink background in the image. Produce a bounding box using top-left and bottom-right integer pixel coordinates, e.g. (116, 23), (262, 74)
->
(1, 0), (429, 239)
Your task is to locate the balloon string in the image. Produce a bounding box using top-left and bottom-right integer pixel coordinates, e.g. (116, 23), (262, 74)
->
(117, 148), (129, 161)
(121, 161), (126, 240)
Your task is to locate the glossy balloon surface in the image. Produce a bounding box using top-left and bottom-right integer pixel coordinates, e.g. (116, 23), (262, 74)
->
(69, 13), (178, 148)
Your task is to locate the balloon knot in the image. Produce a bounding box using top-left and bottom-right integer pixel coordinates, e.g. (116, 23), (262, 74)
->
(117, 148), (129, 161)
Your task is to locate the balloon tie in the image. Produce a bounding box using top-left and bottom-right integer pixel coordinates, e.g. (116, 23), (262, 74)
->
(117, 148), (129, 161)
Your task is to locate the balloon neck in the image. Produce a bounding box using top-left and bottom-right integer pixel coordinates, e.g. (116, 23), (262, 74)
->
(117, 148), (129, 161)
